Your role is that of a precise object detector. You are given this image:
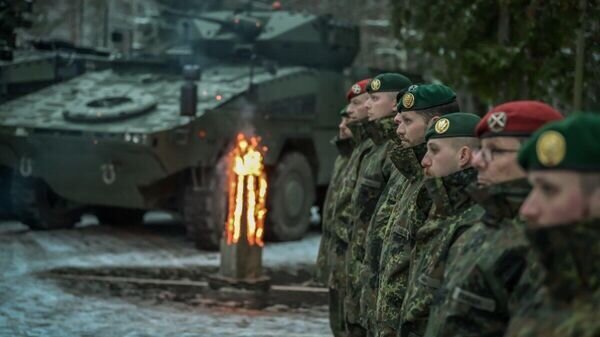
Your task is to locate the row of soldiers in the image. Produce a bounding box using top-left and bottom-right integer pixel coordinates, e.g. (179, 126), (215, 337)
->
(315, 73), (600, 337)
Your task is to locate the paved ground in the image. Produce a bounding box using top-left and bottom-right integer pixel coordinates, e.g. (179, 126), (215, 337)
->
(0, 216), (331, 337)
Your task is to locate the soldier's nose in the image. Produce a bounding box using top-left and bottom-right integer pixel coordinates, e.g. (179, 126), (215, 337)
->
(471, 150), (485, 169)
(519, 196), (539, 226)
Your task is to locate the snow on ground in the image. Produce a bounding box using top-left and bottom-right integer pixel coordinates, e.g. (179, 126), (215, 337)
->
(0, 219), (330, 337)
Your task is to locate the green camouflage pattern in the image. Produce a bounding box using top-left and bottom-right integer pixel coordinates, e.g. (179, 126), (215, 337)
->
(316, 136), (354, 284)
(375, 142), (431, 335)
(344, 117), (396, 325)
(328, 122), (373, 290)
(399, 168), (483, 337)
(359, 168), (407, 333)
(424, 178), (537, 337)
(505, 219), (600, 337)
(327, 123), (372, 337)
(358, 126), (408, 333)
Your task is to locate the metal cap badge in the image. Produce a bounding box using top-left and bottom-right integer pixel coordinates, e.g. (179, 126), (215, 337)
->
(370, 79), (381, 91)
(487, 112), (507, 133)
(402, 92), (415, 109)
(536, 130), (566, 167)
(435, 118), (450, 134)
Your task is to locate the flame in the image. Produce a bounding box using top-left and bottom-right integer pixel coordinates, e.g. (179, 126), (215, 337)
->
(225, 133), (267, 247)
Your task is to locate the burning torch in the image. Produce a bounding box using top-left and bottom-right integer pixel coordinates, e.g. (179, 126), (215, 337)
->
(210, 133), (270, 290)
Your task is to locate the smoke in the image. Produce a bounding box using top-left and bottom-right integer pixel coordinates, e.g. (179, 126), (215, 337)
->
(237, 95), (258, 137)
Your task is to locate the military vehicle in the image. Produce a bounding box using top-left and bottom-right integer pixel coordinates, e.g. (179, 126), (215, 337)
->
(0, 1), (115, 218)
(0, 4), (359, 249)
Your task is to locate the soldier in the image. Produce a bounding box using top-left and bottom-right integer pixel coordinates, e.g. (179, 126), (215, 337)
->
(424, 101), (563, 337)
(328, 78), (371, 337)
(505, 113), (600, 337)
(344, 73), (412, 337)
(376, 84), (460, 337)
(358, 91), (410, 337)
(316, 105), (355, 336)
(398, 112), (483, 337)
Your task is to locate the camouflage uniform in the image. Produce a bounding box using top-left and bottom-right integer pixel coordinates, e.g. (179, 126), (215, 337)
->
(359, 138), (408, 336)
(316, 136), (354, 285)
(375, 142), (431, 337)
(424, 178), (540, 337)
(329, 121), (373, 337)
(344, 117), (396, 334)
(504, 220), (600, 337)
(398, 168), (483, 337)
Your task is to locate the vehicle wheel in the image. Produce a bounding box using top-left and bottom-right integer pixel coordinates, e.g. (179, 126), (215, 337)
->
(0, 166), (13, 219)
(182, 164), (227, 251)
(96, 207), (145, 226)
(11, 174), (81, 230)
(266, 152), (315, 241)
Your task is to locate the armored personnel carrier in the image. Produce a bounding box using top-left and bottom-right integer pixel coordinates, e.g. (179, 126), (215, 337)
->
(0, 5), (359, 249)
(0, 0), (113, 218)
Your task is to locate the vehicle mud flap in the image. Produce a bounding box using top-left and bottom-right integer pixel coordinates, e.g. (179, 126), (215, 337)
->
(266, 152), (315, 241)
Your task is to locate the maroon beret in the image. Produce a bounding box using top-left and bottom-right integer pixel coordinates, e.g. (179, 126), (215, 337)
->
(475, 100), (563, 138)
(346, 79), (371, 101)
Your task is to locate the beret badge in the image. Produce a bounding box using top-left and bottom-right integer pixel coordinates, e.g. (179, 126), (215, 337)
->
(536, 130), (566, 167)
(488, 112), (507, 133)
(402, 92), (415, 109)
(370, 79), (381, 91)
(351, 84), (362, 95)
(434, 118), (450, 134)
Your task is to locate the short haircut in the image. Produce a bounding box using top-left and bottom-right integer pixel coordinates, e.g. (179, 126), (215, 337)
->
(580, 173), (600, 197)
(415, 100), (461, 123)
(447, 137), (480, 150)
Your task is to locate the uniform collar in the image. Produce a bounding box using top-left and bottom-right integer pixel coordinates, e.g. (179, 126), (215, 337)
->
(347, 120), (369, 144)
(467, 178), (531, 226)
(425, 168), (478, 217)
(389, 142), (427, 181)
(332, 136), (354, 157)
(526, 219), (600, 301)
(364, 116), (396, 146)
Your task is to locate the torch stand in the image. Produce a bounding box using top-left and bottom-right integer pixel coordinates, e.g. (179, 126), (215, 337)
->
(208, 133), (270, 292)
(208, 238), (271, 292)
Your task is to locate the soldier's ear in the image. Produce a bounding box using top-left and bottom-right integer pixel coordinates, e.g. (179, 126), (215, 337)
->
(458, 146), (472, 168)
(428, 116), (440, 128)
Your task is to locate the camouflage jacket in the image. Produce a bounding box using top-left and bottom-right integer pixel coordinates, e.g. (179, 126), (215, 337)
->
(328, 121), (374, 289)
(344, 117), (396, 322)
(424, 178), (535, 337)
(505, 219), (600, 337)
(375, 142), (431, 331)
(399, 168), (483, 337)
(315, 136), (354, 284)
(358, 132), (409, 326)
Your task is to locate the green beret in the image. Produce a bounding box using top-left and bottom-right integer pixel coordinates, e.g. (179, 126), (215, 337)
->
(425, 112), (481, 141)
(398, 84), (456, 112)
(518, 113), (600, 171)
(340, 106), (349, 117)
(367, 73), (412, 94)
